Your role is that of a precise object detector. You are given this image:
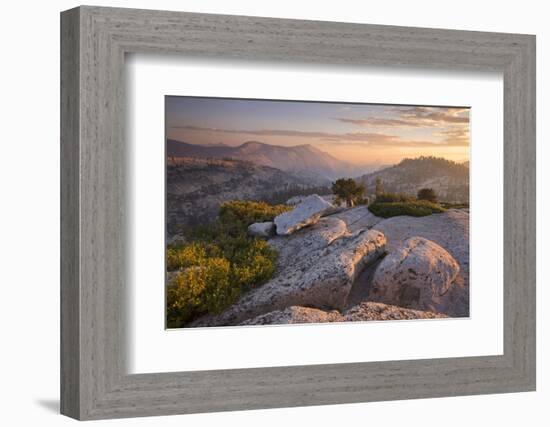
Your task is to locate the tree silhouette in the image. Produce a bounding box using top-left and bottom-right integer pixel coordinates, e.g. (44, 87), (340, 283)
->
(332, 178), (365, 207)
(417, 188), (438, 203)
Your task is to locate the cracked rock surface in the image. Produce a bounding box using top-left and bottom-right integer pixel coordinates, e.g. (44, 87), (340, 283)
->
(368, 236), (461, 315)
(191, 219), (386, 327)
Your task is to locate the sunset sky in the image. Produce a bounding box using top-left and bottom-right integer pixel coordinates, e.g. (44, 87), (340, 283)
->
(166, 96), (470, 166)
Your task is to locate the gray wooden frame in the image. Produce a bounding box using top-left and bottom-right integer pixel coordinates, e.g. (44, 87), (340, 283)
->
(60, 5), (536, 420)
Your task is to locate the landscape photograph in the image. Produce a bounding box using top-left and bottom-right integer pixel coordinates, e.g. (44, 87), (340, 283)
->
(165, 96), (470, 329)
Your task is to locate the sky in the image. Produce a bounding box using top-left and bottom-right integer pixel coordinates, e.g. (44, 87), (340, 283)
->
(166, 96), (470, 166)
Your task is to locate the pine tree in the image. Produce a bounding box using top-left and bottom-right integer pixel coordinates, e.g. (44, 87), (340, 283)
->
(332, 178), (365, 207)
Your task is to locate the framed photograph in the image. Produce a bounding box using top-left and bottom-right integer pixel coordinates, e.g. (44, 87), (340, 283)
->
(164, 96), (470, 329)
(61, 6), (536, 420)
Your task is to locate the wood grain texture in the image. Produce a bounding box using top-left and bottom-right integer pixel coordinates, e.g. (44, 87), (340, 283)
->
(60, 7), (80, 419)
(60, 6), (536, 420)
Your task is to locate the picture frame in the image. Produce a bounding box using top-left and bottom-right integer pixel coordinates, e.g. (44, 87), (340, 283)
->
(60, 5), (536, 420)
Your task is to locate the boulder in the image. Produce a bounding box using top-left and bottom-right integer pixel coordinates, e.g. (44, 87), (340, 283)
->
(274, 194), (334, 235)
(285, 195), (307, 206)
(368, 236), (460, 314)
(247, 221), (275, 237)
(240, 301), (446, 325)
(190, 227), (386, 326)
(371, 209), (469, 317)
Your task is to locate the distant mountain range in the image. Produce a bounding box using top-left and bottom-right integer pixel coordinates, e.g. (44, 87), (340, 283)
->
(167, 139), (369, 182)
(357, 156), (469, 203)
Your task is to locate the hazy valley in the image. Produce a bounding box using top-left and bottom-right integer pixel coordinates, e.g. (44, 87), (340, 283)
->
(167, 139), (373, 182)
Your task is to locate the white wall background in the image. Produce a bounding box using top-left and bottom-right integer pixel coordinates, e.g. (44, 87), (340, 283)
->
(0, 0), (546, 425)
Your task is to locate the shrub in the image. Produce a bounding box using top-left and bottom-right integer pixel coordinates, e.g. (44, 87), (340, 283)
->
(167, 242), (207, 271)
(186, 200), (290, 242)
(166, 238), (277, 328)
(417, 188), (438, 203)
(166, 257), (233, 327)
(166, 200), (283, 328)
(229, 239), (277, 289)
(368, 200), (446, 218)
(375, 193), (414, 203)
(219, 200), (290, 229)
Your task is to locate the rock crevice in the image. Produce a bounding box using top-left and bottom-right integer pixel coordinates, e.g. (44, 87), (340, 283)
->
(191, 221), (386, 327)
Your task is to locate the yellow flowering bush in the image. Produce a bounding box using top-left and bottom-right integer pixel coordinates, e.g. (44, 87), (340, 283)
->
(166, 200), (284, 328)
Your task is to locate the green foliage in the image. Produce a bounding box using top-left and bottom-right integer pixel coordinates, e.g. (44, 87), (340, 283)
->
(166, 242), (209, 271)
(417, 188), (438, 203)
(219, 200), (290, 230)
(185, 200), (290, 242)
(368, 200), (446, 218)
(375, 193), (414, 203)
(331, 178), (365, 207)
(167, 257), (232, 326)
(166, 200), (283, 328)
(229, 239), (277, 289)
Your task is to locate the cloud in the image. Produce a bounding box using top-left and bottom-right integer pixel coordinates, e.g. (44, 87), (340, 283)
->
(171, 125), (335, 139)
(319, 137), (467, 149)
(433, 126), (470, 146)
(171, 125), (469, 148)
(335, 106), (469, 129)
(407, 108), (469, 124)
(329, 106), (470, 147)
(337, 117), (422, 127)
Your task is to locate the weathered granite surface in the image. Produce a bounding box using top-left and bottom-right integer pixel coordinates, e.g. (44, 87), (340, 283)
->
(368, 236), (461, 315)
(247, 221), (275, 237)
(274, 194), (334, 235)
(191, 226), (386, 326)
(240, 301), (446, 325)
(371, 209), (469, 317)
